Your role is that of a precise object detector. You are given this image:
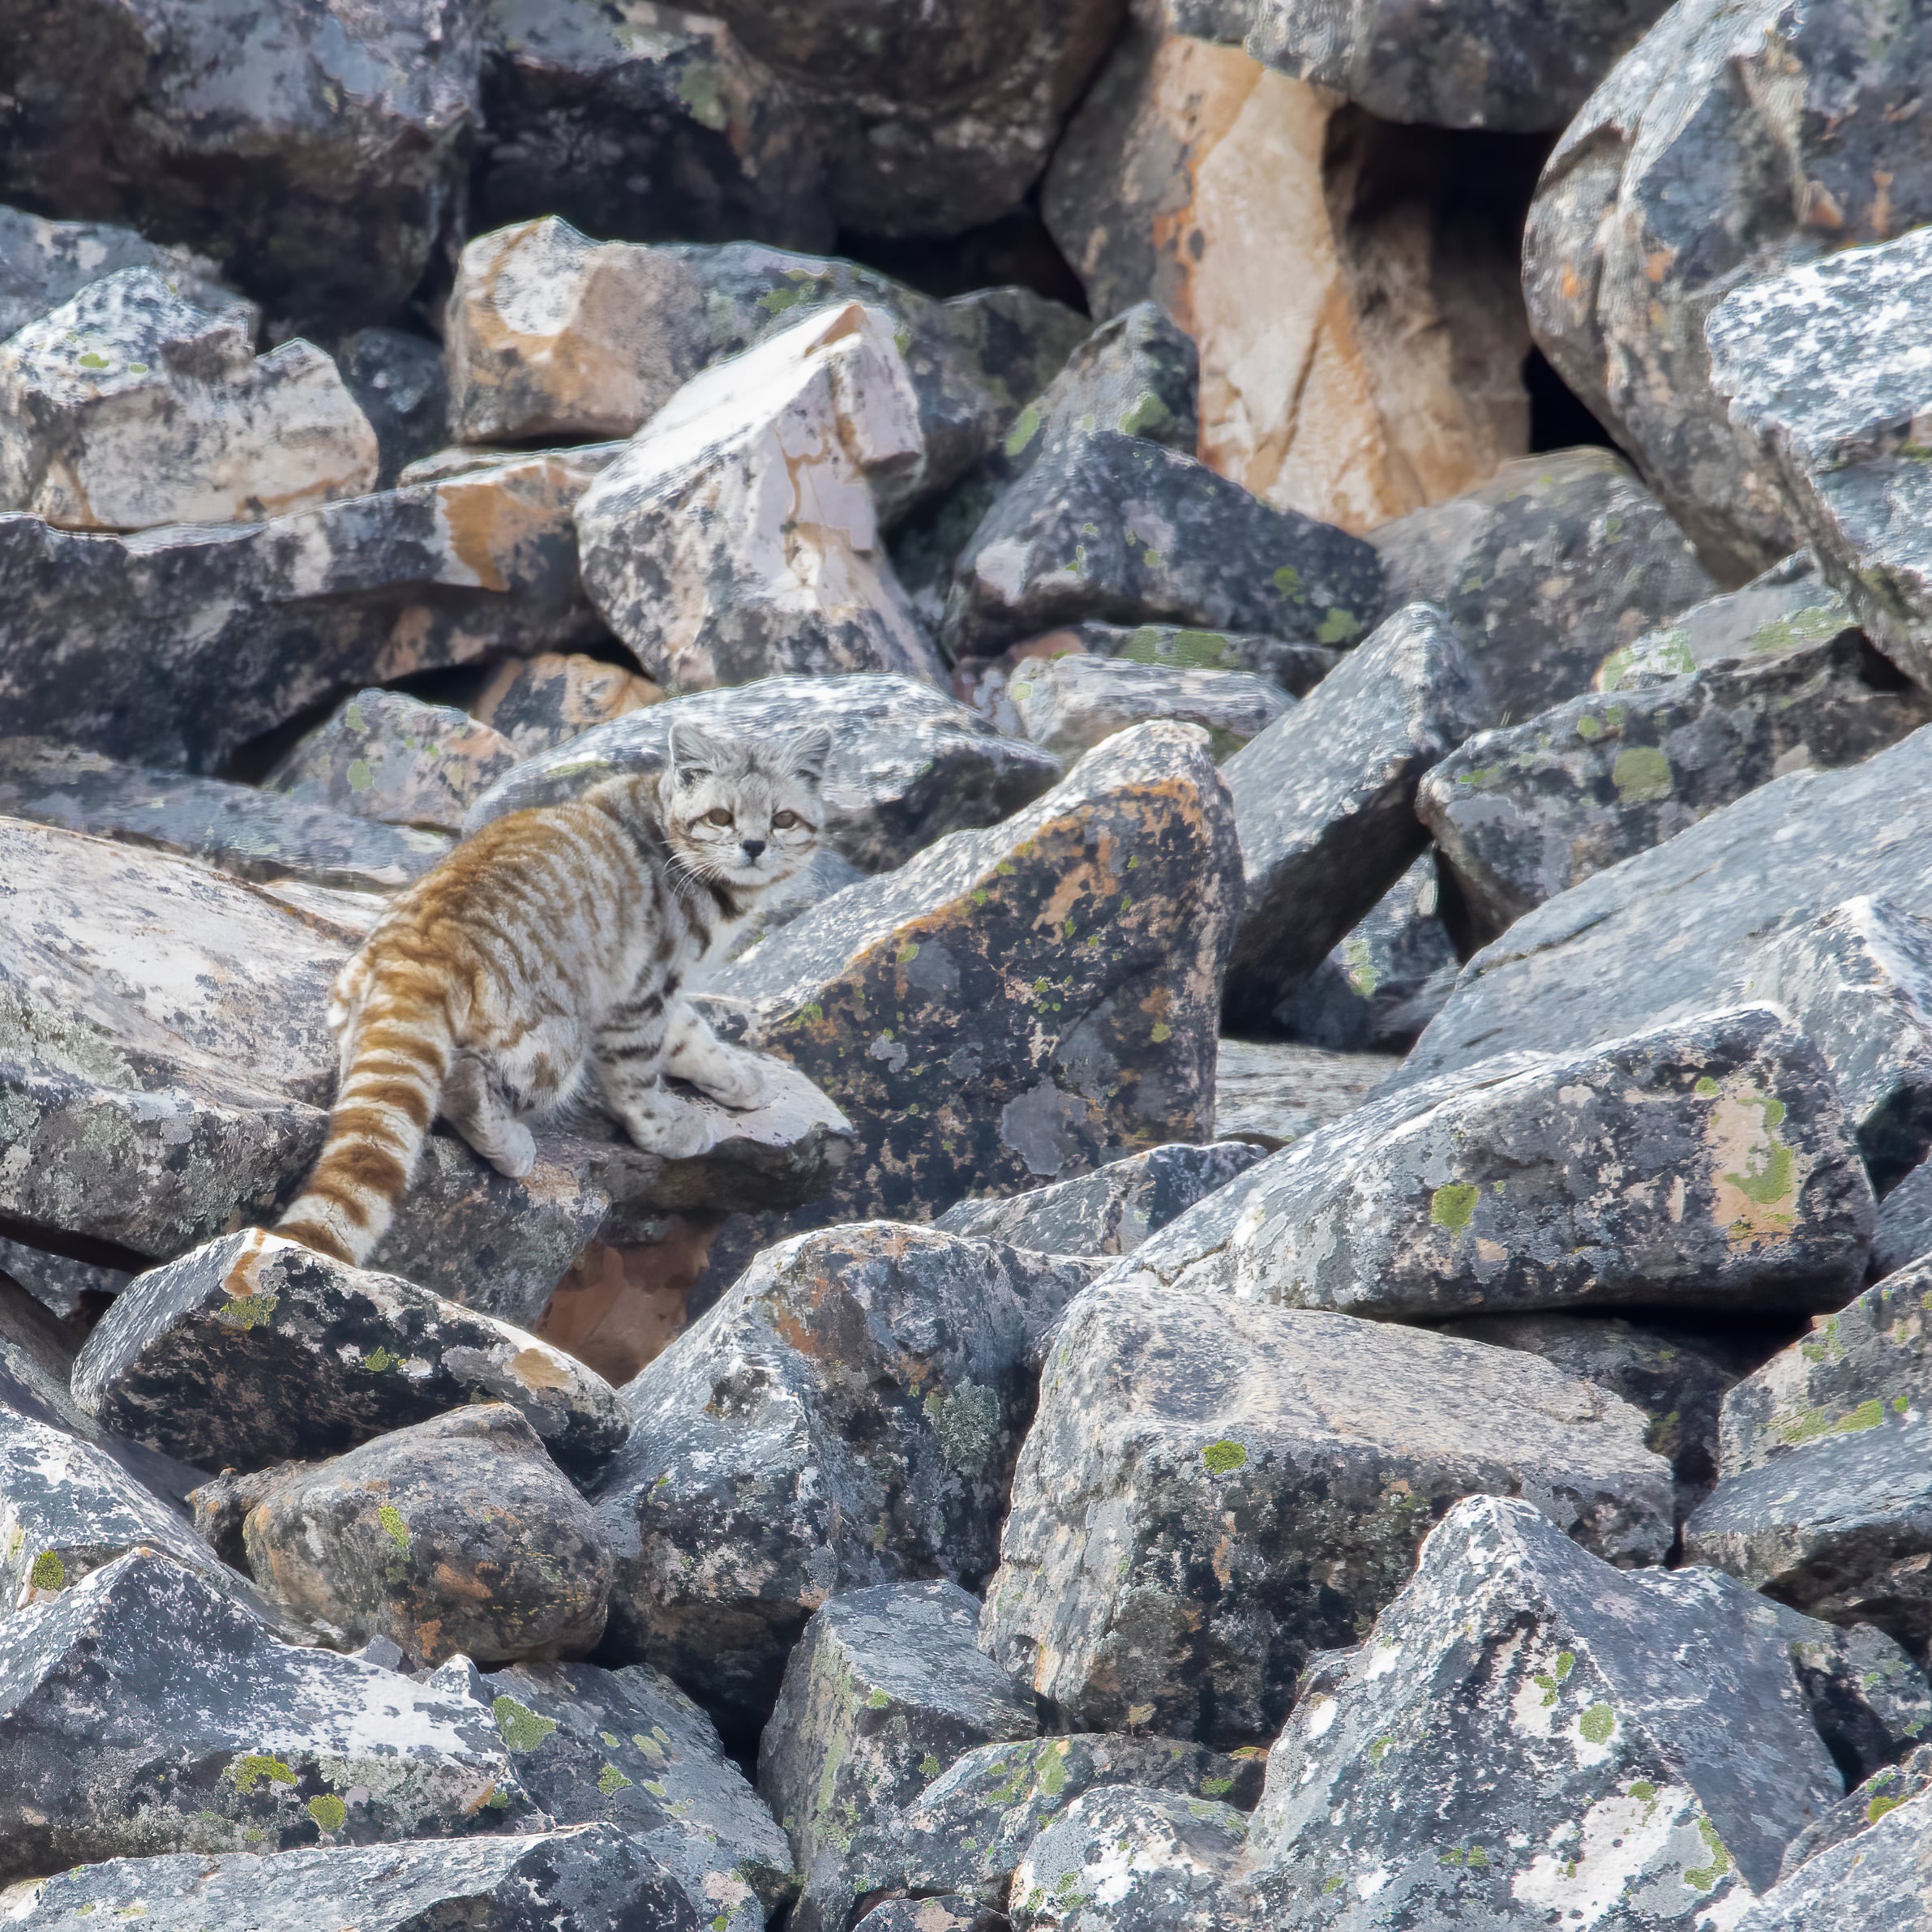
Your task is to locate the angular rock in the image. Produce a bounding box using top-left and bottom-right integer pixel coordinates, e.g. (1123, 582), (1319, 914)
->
(0, 0), (482, 332)
(1267, 854), (1460, 1053)
(936, 1143), (1266, 1259)
(0, 268), (377, 530)
(943, 429), (1383, 662)
(1210, 1039), (1396, 1151)
(1420, 633), (1930, 944)
(1241, 1496), (1840, 1924)
(1736, 1783), (1932, 1929)
(760, 1582), (1037, 1932)
(266, 688), (520, 835)
(982, 1283), (1672, 1745)
(238, 1406), (612, 1664)
(705, 724), (1242, 1227)
(575, 302), (942, 691)
(72, 1230), (630, 1480)
(1220, 603), (1490, 1026)
(855, 1900), (1002, 1932)
(465, 673), (1057, 873)
(470, 651), (665, 758)
(1523, 0), (1932, 580)
(336, 327), (452, 490)
(1874, 1157), (1932, 1279)
(0, 1549), (537, 1878)
(1371, 448), (1717, 722)
(1008, 653), (1288, 761)
(590, 1224), (1099, 1720)
(1173, 0), (1671, 131)
(1043, 19), (1532, 532)
(1708, 224), (1932, 695)
(481, 1657), (796, 1932)
(1018, 621), (1340, 702)
(0, 735), (451, 892)
(1399, 726), (1932, 1085)
(1775, 1742), (1932, 1882)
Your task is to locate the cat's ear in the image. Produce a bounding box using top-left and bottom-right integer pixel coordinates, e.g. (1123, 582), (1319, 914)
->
(783, 726), (834, 786)
(666, 722), (732, 785)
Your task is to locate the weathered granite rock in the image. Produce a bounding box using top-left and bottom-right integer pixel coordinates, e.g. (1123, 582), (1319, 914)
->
(1736, 1783), (1932, 1929)
(1523, 0), (1932, 581)
(590, 1224), (1099, 1720)
(705, 723), (1242, 1227)
(0, 0), (482, 332)
(1420, 634), (1930, 944)
(1371, 449), (1717, 724)
(0, 736), (452, 892)
(1875, 1159), (1932, 1279)
(0, 452), (605, 774)
(481, 1657), (795, 1932)
(470, 651), (665, 758)
(239, 1407), (612, 1664)
(1707, 225), (1932, 696)
(1009, 1785), (1247, 1932)
(1037, 622), (1339, 700)
(981, 1284), (1671, 1745)
(1220, 603), (1490, 1026)
(0, 1825), (696, 1931)
(473, 0), (833, 252)
(575, 302), (942, 691)
(943, 430), (1383, 662)
(1211, 1039), (1396, 1151)
(1401, 726), (1932, 1083)
(1242, 1495), (1840, 1925)
(1172, 0), (1670, 131)
(336, 328), (452, 490)
(0, 268), (377, 531)
(0, 1549), (538, 1878)
(760, 1582), (1037, 1932)
(465, 674), (1057, 873)
(1043, 19), (1532, 533)
(1126, 1005), (1873, 1321)
(936, 1143), (1266, 1259)
(1776, 1743), (1932, 1882)
(853, 1900), (1003, 1932)
(1268, 854), (1459, 1053)
(0, 1235), (131, 1332)
(72, 1230), (630, 1480)
(266, 689), (520, 835)
(1009, 654), (1288, 761)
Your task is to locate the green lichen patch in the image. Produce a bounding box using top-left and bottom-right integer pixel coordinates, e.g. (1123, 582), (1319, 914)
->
(1577, 1703), (1615, 1746)
(492, 1695), (558, 1753)
(1201, 1439), (1248, 1475)
(227, 1753), (298, 1793)
(376, 1504), (411, 1552)
(1684, 1816), (1731, 1890)
(598, 1762), (634, 1795)
(1611, 744), (1673, 805)
(1431, 1183), (1479, 1233)
(306, 1793), (346, 1831)
(28, 1549), (66, 1592)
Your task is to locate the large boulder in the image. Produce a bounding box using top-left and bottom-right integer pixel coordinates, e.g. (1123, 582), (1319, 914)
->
(705, 723), (1243, 1228)
(1734, 1784), (1932, 1930)
(469, 650), (664, 759)
(1007, 654), (1289, 762)
(1522, 0), (1932, 581)
(981, 1283), (1672, 1746)
(0, 202), (244, 341)
(1240, 1496), (1840, 1926)
(1210, 1039), (1398, 1150)
(589, 1224), (1098, 1721)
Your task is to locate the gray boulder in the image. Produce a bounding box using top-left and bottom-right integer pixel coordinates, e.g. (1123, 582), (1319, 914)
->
(760, 1582), (1037, 1932)
(1007, 654), (1288, 761)
(1734, 1782), (1932, 1930)
(0, 201), (245, 341)
(1874, 1158), (1932, 1279)
(1220, 602), (1490, 1026)
(1774, 1743), (1932, 1883)
(982, 1283), (1671, 1746)
(1211, 1039), (1397, 1151)
(468, 651), (665, 760)
(855, 1901), (1002, 1932)
(1242, 1496), (1840, 1926)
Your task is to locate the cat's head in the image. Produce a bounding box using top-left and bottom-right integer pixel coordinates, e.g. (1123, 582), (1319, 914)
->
(658, 721), (832, 891)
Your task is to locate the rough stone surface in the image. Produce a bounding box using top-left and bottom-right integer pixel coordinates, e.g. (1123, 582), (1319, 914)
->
(1419, 633), (1930, 945)
(72, 1230), (630, 1480)
(760, 1582), (1037, 1932)
(705, 724), (1243, 1228)
(591, 1224), (1099, 1721)
(1221, 603), (1490, 1026)
(336, 327), (451, 490)
(1006, 622), (1341, 706)
(1371, 449), (1717, 724)
(982, 1283), (1672, 1745)
(1734, 1784), (1932, 1930)
(1875, 1158), (1932, 1279)
(1707, 224), (1932, 696)
(1522, 0), (1932, 581)
(853, 1900), (1003, 1932)
(469, 651), (665, 759)
(1008, 653), (1288, 761)
(1775, 1742), (1932, 1883)
(0, 1549), (538, 1878)
(1242, 1496), (1840, 1926)
(465, 674), (1056, 875)
(936, 1142), (1266, 1258)
(1211, 1039), (1395, 1151)
(266, 689), (520, 836)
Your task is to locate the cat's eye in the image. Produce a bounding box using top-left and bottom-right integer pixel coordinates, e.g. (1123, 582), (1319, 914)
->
(772, 810), (801, 829)
(702, 807), (733, 827)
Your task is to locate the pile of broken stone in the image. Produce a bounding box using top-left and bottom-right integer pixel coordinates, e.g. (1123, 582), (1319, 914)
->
(5, 0), (1932, 1927)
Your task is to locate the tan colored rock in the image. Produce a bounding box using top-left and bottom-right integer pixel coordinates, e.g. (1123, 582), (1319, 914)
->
(469, 652), (665, 758)
(1043, 15), (1529, 533)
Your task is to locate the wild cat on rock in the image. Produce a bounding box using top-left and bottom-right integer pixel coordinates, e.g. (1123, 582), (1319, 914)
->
(276, 722), (831, 1267)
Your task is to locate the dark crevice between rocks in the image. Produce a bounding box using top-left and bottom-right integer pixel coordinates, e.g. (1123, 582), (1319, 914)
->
(841, 192), (1090, 315)
(1525, 345), (1617, 454)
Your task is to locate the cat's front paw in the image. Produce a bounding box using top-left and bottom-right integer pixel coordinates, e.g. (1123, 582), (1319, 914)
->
(690, 1049), (775, 1112)
(621, 1101), (714, 1161)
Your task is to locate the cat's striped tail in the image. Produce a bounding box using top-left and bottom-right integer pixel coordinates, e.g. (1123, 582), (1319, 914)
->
(276, 968), (456, 1268)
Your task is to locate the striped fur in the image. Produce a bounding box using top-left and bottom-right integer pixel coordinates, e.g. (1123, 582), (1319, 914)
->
(276, 722), (829, 1266)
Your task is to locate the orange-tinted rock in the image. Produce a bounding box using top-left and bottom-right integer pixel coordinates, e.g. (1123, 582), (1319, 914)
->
(469, 652), (664, 759)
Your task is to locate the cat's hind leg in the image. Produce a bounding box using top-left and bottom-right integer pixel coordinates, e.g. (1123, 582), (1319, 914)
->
(441, 1050), (538, 1180)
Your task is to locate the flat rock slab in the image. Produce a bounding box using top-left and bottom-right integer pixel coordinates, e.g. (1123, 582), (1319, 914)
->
(1009, 654), (1288, 761)
(1242, 1496), (1840, 1926)
(591, 1223), (1099, 1721)
(0, 202), (244, 342)
(1221, 602), (1490, 1022)
(760, 1581), (1037, 1932)
(72, 1230), (629, 1480)
(1212, 1039), (1396, 1150)
(1734, 1783), (1932, 1930)
(1122, 1005), (1872, 1322)
(465, 673), (1057, 875)
(707, 722), (1243, 1228)
(982, 1283), (1671, 1745)
(0, 1550), (538, 1880)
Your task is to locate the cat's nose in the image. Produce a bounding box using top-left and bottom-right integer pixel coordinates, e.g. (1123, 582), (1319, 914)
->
(742, 838), (767, 862)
